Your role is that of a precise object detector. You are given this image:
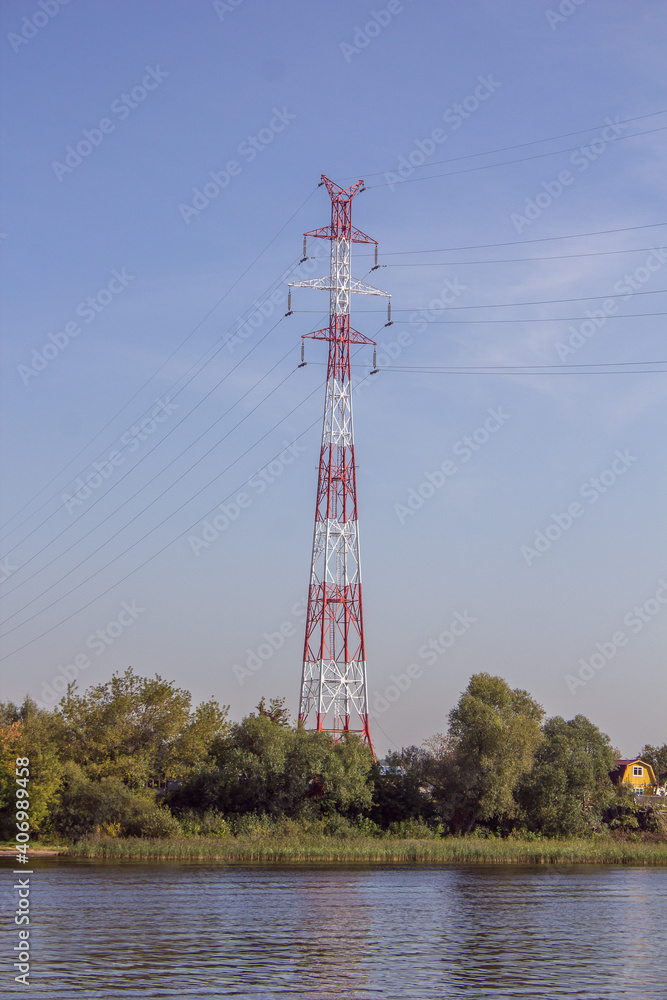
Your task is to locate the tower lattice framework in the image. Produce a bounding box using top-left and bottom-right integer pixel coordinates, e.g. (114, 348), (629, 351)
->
(290, 175), (389, 750)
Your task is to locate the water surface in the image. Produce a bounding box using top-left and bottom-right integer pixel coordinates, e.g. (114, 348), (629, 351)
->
(3, 859), (665, 998)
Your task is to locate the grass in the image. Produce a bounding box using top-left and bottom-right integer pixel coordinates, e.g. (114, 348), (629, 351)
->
(64, 834), (667, 865)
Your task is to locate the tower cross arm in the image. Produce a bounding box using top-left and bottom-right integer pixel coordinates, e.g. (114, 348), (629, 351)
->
(304, 224), (378, 245)
(289, 276), (390, 297)
(302, 327), (376, 345)
(349, 277), (390, 297)
(290, 276), (333, 291)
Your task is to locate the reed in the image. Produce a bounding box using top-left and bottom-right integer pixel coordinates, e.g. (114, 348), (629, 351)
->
(65, 835), (667, 865)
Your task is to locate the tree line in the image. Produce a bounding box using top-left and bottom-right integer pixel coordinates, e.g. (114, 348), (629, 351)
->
(1, 668), (665, 842)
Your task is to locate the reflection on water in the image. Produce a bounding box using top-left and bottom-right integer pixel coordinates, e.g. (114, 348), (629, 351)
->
(5, 859), (666, 998)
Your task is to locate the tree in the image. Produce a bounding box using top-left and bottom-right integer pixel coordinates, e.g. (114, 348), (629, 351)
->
(256, 696), (291, 726)
(172, 703), (375, 820)
(428, 673), (545, 832)
(162, 699), (231, 780)
(49, 763), (180, 842)
(55, 668), (229, 786)
(517, 714), (616, 835)
(370, 747), (435, 828)
(0, 699), (64, 838)
(0, 716), (23, 839)
(637, 744), (667, 783)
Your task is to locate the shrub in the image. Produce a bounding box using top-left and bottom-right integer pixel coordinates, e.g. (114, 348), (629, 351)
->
(353, 816), (383, 837)
(125, 806), (181, 838)
(314, 813), (353, 838)
(386, 818), (437, 839)
(228, 812), (276, 837)
(48, 763), (181, 841)
(178, 808), (229, 838)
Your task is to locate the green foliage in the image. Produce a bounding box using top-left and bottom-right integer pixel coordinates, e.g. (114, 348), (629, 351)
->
(173, 708), (375, 820)
(386, 818), (438, 839)
(133, 807), (182, 839)
(0, 715), (22, 839)
(55, 668), (229, 786)
(1, 670), (662, 846)
(637, 744), (667, 782)
(66, 833), (667, 864)
(370, 747), (435, 828)
(0, 699), (64, 838)
(426, 673), (545, 832)
(228, 812), (280, 837)
(603, 787), (666, 834)
(255, 696), (291, 726)
(48, 763), (180, 841)
(178, 809), (230, 838)
(516, 715), (616, 835)
(353, 815), (383, 837)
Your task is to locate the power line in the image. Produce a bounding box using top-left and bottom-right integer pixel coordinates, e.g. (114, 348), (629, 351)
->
(0, 364), (301, 632)
(345, 109), (667, 182)
(298, 287), (667, 314)
(0, 379), (333, 658)
(0, 350), (379, 659)
(315, 358), (667, 375)
(386, 312), (667, 324)
(0, 250), (328, 552)
(351, 359), (667, 370)
(2, 337), (305, 602)
(374, 221), (667, 256)
(0, 187), (318, 537)
(0, 258), (307, 546)
(382, 246), (667, 266)
(2, 316), (290, 559)
(366, 123), (667, 189)
(376, 367), (667, 375)
(10, 215), (652, 552)
(0, 266), (296, 545)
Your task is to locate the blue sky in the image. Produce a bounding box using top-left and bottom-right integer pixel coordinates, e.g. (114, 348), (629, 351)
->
(1, 0), (666, 758)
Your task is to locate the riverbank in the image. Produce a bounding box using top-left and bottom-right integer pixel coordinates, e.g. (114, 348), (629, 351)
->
(0, 845), (64, 857)
(59, 835), (667, 864)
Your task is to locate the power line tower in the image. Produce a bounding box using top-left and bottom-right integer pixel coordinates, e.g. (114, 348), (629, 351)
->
(289, 175), (390, 752)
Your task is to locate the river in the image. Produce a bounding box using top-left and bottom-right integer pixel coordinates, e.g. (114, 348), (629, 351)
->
(3, 859), (666, 998)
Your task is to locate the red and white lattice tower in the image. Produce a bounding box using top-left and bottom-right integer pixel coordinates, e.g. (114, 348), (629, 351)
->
(289, 175), (390, 751)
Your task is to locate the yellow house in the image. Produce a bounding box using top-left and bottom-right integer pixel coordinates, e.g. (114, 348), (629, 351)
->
(610, 759), (657, 796)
